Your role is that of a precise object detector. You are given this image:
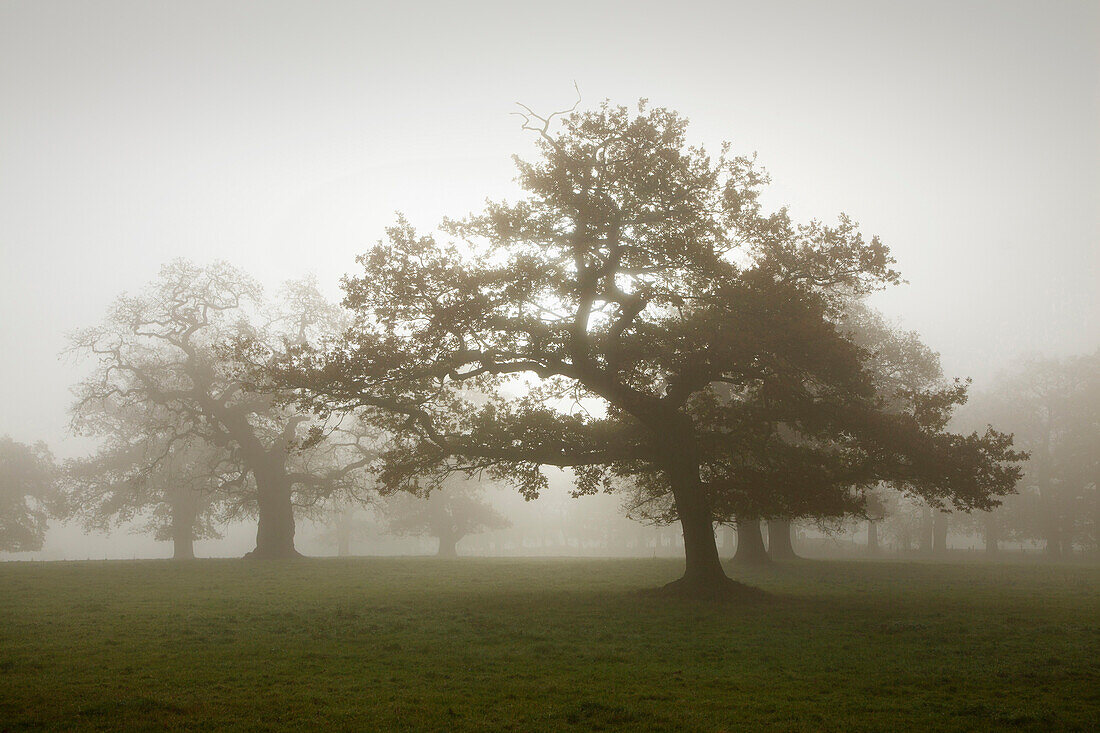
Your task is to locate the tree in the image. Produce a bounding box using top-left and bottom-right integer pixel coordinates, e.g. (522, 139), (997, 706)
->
(766, 518), (797, 561)
(311, 503), (378, 557)
(288, 101), (1023, 597)
(957, 353), (1099, 558)
(61, 400), (232, 560)
(734, 519), (770, 565)
(0, 436), (55, 552)
(69, 261), (376, 559)
(379, 475), (509, 557)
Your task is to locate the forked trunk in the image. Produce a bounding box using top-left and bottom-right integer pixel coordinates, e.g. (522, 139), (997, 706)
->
(246, 463), (301, 559)
(867, 520), (879, 555)
(733, 518), (770, 565)
(767, 518), (796, 560)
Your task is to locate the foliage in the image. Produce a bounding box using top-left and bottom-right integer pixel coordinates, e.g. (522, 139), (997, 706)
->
(61, 425), (229, 546)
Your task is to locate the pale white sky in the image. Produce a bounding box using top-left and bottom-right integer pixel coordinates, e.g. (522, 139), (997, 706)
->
(2, 0), (1097, 458)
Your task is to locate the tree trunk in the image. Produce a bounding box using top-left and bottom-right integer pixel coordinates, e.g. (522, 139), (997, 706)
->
(767, 518), (797, 560)
(732, 518), (770, 565)
(171, 525), (195, 560)
(335, 506), (353, 557)
(169, 491), (197, 560)
(932, 510), (949, 557)
(437, 529), (459, 558)
(246, 462), (300, 559)
(1044, 533), (1064, 560)
(983, 515), (999, 555)
(656, 460), (760, 599)
(920, 505), (934, 554)
(867, 520), (879, 555)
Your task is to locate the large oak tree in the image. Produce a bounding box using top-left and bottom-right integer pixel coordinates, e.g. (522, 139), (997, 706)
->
(288, 101), (1022, 596)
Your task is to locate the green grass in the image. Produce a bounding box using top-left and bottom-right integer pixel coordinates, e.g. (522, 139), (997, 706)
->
(1, 558), (1097, 731)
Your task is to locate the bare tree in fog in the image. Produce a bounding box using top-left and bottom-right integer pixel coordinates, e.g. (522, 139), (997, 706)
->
(0, 436), (55, 553)
(68, 261), (377, 559)
(283, 101), (1023, 598)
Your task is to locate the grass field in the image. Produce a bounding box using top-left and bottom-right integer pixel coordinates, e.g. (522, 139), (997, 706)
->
(1, 558), (1097, 731)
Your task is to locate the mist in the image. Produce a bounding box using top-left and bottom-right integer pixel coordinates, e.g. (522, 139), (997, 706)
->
(1, 2), (1097, 730)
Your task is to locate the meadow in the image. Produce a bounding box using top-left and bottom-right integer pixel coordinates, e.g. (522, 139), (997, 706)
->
(1, 557), (1097, 731)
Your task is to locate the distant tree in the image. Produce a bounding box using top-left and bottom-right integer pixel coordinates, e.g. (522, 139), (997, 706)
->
(61, 399), (233, 560)
(862, 487), (891, 555)
(761, 300), (943, 562)
(842, 303), (950, 559)
(878, 494), (925, 553)
(0, 436), (55, 552)
(286, 101), (1023, 597)
(313, 502), (380, 557)
(958, 354), (1099, 558)
(69, 261), (376, 559)
(379, 475), (509, 557)
(734, 519), (770, 565)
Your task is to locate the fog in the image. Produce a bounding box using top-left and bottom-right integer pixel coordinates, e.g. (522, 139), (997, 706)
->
(1, 1), (1097, 563)
(3, 5), (1099, 731)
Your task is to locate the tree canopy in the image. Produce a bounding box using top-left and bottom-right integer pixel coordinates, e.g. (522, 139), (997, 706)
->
(283, 100), (1024, 597)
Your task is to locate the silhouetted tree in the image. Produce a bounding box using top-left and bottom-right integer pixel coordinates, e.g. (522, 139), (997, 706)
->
(766, 518), (796, 560)
(286, 101), (1023, 597)
(733, 519), (769, 565)
(0, 436), (55, 552)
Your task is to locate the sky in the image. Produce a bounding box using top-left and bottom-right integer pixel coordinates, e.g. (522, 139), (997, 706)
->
(1, 0), (1098, 459)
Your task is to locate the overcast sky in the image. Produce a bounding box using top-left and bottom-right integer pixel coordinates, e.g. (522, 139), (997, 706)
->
(1, 0), (1097, 456)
